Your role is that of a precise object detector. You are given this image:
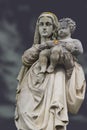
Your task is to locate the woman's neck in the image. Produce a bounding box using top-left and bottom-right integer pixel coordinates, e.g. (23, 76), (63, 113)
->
(41, 37), (50, 43)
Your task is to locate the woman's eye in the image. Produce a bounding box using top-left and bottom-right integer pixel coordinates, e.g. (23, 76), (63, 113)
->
(39, 22), (44, 26)
(46, 22), (52, 26)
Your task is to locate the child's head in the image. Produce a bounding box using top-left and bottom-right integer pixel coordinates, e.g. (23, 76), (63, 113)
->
(58, 18), (76, 38)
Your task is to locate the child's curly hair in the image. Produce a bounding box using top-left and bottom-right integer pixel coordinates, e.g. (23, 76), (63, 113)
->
(59, 18), (76, 34)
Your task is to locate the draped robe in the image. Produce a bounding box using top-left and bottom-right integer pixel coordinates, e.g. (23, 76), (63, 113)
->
(15, 60), (86, 130)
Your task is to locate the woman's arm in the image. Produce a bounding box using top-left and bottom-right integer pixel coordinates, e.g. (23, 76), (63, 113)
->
(22, 45), (40, 67)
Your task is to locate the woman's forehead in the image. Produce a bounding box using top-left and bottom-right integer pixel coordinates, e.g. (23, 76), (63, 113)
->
(39, 16), (53, 23)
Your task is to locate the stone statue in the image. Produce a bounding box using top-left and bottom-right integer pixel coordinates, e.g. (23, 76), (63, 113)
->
(15, 12), (86, 130)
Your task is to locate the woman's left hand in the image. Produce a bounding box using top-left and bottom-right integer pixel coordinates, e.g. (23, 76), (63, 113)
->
(63, 52), (74, 68)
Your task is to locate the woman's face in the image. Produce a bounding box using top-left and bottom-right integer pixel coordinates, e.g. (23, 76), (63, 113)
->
(38, 16), (53, 38)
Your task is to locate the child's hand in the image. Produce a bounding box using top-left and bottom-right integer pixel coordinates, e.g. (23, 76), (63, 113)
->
(46, 41), (54, 47)
(39, 44), (48, 50)
(46, 40), (58, 48)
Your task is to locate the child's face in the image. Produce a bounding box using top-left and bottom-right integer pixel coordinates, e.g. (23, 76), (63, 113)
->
(58, 22), (70, 38)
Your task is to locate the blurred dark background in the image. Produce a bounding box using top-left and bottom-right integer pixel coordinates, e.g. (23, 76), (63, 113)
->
(0, 0), (87, 130)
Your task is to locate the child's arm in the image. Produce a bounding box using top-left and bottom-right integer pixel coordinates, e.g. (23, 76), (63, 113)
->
(71, 39), (83, 55)
(39, 40), (58, 50)
(66, 39), (83, 56)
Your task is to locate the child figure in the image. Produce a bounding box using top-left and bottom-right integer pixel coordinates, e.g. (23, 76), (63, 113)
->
(39, 18), (83, 78)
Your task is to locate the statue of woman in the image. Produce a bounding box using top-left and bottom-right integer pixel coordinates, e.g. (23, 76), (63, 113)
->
(15, 12), (86, 130)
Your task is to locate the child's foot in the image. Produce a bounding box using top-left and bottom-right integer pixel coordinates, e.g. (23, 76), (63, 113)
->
(47, 65), (54, 73)
(40, 67), (46, 73)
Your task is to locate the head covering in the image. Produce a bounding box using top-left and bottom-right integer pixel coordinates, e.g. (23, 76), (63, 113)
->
(33, 12), (59, 45)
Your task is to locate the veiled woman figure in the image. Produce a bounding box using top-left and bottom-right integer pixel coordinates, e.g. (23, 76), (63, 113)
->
(15, 12), (86, 130)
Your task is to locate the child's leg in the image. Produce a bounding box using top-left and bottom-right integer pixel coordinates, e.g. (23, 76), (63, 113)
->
(63, 52), (75, 78)
(47, 46), (61, 73)
(39, 49), (50, 73)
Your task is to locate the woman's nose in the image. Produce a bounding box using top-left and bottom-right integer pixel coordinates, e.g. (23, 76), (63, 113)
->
(43, 27), (46, 30)
(42, 25), (47, 31)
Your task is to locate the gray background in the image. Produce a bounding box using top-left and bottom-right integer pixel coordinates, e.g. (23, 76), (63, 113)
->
(0, 0), (87, 130)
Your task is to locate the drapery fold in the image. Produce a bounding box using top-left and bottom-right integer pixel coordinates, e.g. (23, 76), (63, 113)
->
(15, 61), (86, 130)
